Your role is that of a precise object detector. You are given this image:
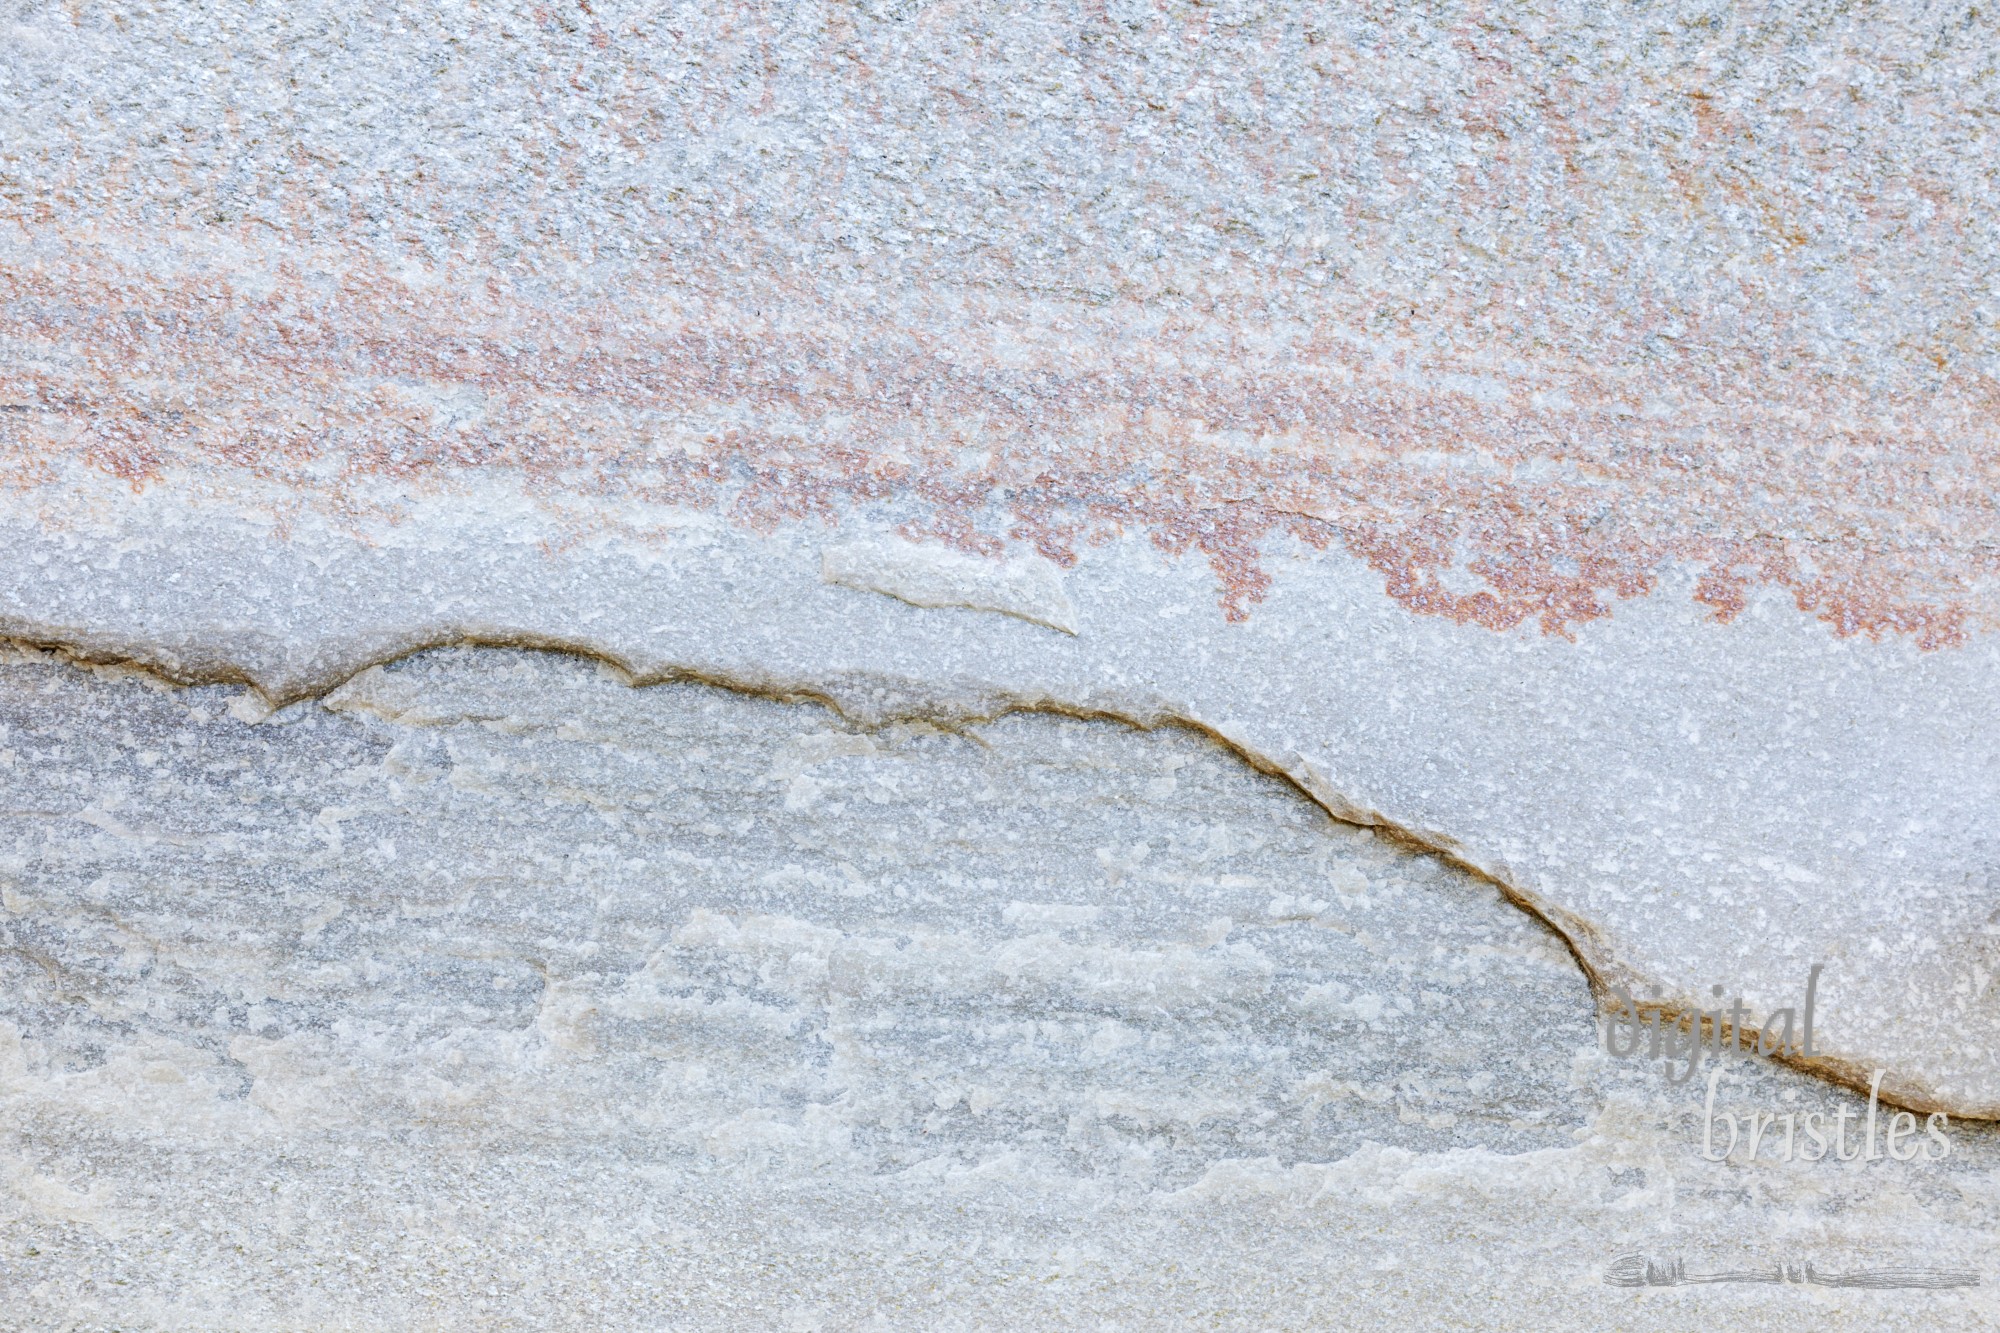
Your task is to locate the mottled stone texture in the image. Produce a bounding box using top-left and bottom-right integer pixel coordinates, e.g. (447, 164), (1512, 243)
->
(3, 1), (1997, 638)
(1, 648), (1997, 1328)
(3, 0), (2000, 1324)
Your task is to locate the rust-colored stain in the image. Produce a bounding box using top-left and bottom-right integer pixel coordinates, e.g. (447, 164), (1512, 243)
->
(2, 2), (1995, 649)
(0, 227), (1993, 649)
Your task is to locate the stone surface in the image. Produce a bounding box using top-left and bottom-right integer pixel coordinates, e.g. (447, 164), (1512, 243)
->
(3, 0), (1999, 1324)
(1, 646), (1997, 1327)
(5, 495), (1997, 1121)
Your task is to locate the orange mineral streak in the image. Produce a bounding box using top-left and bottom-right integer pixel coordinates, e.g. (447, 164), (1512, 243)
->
(1, 226), (1996, 647)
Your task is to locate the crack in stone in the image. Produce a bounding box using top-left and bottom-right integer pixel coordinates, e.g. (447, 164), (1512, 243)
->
(0, 630), (1949, 1118)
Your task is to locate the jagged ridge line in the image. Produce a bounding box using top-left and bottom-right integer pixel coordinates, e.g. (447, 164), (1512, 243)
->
(0, 627), (1964, 1119)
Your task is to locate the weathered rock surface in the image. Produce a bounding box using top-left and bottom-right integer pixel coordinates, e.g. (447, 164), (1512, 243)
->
(4, 0), (2000, 1322)
(5, 0), (1999, 1112)
(1, 647), (1996, 1327)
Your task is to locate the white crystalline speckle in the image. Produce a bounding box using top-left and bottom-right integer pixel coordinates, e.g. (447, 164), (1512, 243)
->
(821, 538), (1079, 635)
(1003, 901), (1103, 929)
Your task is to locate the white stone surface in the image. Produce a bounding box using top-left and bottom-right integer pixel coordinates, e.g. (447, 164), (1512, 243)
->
(0, 646), (1995, 1327)
(5, 0), (2000, 1322)
(2, 498), (1995, 1118)
(821, 538), (1079, 635)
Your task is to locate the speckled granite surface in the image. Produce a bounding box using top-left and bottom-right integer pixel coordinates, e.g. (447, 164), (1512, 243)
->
(3, 1), (1999, 1326)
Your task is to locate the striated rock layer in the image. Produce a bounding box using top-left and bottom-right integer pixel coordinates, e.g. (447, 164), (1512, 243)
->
(5, 500), (1999, 1121)
(4, 0), (1999, 1114)
(4, 0), (2000, 1322)
(0, 646), (1996, 1328)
